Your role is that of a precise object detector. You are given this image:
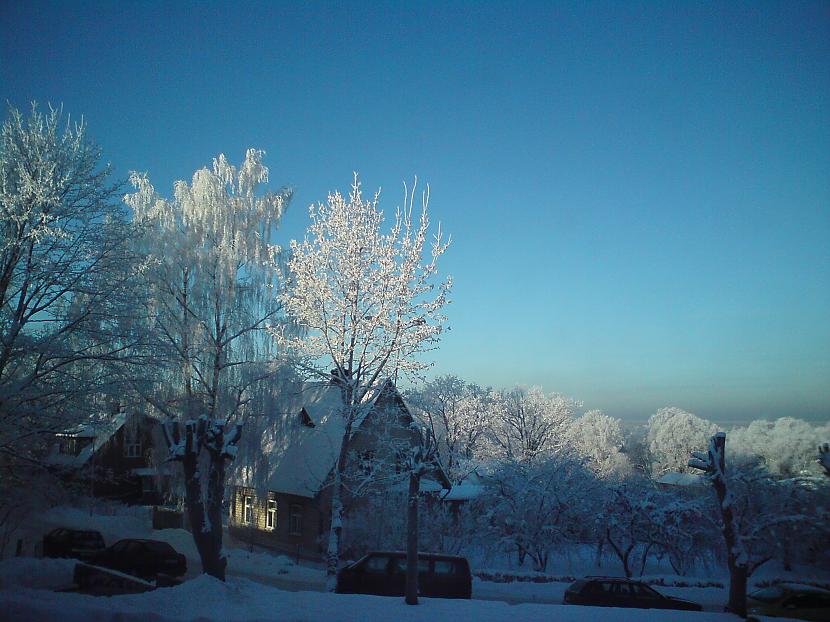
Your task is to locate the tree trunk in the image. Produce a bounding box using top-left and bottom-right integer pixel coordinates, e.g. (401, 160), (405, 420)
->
(325, 471), (344, 592)
(182, 451), (228, 580)
(325, 393), (356, 592)
(405, 471), (420, 605)
(727, 562), (747, 617)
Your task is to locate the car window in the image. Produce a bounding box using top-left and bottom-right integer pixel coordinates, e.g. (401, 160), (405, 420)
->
(434, 560), (457, 575)
(389, 557), (429, 574)
(789, 594), (830, 608)
(612, 583), (633, 595)
(127, 541), (145, 554)
(597, 582), (613, 593)
(634, 584), (660, 597)
(363, 556), (388, 573)
(750, 586), (786, 603)
(111, 541), (129, 554)
(144, 541), (174, 554)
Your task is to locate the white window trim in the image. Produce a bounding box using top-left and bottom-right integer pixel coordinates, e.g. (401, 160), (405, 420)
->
(266, 499), (277, 531)
(243, 495), (254, 524)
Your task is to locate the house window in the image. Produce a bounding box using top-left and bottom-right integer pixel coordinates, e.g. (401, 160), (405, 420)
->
(125, 440), (142, 458)
(289, 504), (302, 536)
(243, 495), (254, 524)
(266, 499), (277, 531)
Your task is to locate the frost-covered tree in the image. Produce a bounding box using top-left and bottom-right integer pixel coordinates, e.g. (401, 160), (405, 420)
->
(646, 406), (717, 476)
(407, 375), (491, 482)
(274, 174), (451, 590)
(689, 433), (826, 616)
(485, 386), (578, 462)
(729, 417), (830, 477)
(0, 104), (140, 473)
(480, 454), (599, 572)
(568, 410), (630, 478)
(688, 433), (754, 616)
(124, 149), (291, 580)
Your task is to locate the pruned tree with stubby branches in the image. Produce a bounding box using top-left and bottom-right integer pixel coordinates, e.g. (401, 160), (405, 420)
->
(273, 173), (451, 591)
(125, 149), (291, 580)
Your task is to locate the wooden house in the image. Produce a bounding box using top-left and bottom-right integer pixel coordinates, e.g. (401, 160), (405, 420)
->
(229, 379), (450, 560)
(47, 411), (170, 504)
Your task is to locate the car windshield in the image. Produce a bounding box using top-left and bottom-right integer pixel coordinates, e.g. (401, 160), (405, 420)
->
(143, 541), (174, 554)
(750, 586), (786, 603)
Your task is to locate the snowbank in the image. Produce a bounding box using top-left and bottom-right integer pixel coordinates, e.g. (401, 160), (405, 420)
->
(0, 569), (772, 622)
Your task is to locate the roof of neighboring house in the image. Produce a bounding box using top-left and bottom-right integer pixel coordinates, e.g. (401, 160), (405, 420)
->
(46, 412), (156, 468)
(656, 471), (705, 487)
(441, 483), (484, 501)
(244, 379), (449, 499)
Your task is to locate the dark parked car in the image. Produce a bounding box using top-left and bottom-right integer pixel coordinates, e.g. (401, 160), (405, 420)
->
(563, 577), (702, 611)
(42, 528), (105, 561)
(89, 538), (186, 580)
(747, 583), (830, 621)
(336, 551), (472, 599)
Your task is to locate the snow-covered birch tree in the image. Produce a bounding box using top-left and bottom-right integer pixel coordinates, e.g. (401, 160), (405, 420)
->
(274, 174), (451, 590)
(125, 149), (291, 580)
(0, 104), (140, 474)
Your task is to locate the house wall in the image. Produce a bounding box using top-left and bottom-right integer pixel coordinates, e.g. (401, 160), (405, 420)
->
(73, 414), (167, 504)
(228, 486), (324, 561)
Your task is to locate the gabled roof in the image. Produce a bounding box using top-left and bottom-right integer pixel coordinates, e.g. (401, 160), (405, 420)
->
(46, 412), (129, 467)
(46, 411), (160, 468)
(249, 379), (449, 498)
(261, 382), (354, 498)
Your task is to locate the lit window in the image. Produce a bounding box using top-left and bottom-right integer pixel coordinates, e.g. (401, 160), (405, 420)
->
(266, 499), (277, 531)
(244, 496), (254, 524)
(289, 504), (302, 535)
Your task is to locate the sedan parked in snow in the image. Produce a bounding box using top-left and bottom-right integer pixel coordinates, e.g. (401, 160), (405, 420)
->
(89, 538), (186, 580)
(563, 577), (703, 611)
(747, 583), (830, 621)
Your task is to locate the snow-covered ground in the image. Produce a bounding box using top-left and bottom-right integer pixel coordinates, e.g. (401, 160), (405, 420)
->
(1, 571), (799, 622)
(0, 503), (813, 621)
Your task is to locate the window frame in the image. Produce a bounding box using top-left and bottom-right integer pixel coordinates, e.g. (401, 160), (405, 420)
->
(243, 495), (254, 524)
(288, 504), (303, 536)
(266, 499), (277, 531)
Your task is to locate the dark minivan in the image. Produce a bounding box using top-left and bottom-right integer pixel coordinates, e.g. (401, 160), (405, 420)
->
(336, 551), (472, 599)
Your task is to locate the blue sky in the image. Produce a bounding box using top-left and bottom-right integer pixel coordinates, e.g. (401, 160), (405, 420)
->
(2, 1), (828, 422)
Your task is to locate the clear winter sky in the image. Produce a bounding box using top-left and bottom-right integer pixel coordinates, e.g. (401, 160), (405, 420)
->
(2, 1), (828, 423)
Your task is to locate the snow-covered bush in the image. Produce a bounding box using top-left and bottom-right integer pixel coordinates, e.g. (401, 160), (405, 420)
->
(477, 454), (600, 572)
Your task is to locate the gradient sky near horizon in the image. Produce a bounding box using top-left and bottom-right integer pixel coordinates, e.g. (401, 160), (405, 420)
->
(2, 1), (828, 422)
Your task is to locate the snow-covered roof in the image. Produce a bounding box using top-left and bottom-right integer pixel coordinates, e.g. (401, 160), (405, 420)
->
(261, 382), (378, 498)
(656, 471), (705, 487)
(441, 483), (484, 501)
(46, 413), (130, 467)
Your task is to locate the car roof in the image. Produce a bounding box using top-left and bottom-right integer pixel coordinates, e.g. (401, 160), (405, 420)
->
(776, 583), (830, 595)
(585, 576), (643, 583)
(365, 551), (468, 561)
